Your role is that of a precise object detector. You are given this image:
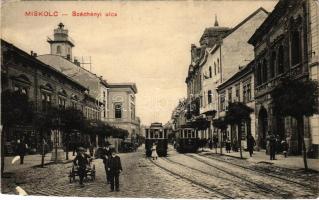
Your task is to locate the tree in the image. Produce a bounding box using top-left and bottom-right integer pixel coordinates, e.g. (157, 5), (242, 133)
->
(213, 117), (228, 155)
(271, 77), (318, 170)
(33, 107), (59, 167)
(225, 102), (254, 159)
(1, 90), (34, 175)
(60, 107), (85, 160)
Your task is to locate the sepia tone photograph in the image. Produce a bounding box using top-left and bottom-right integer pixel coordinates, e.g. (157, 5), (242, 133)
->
(1, 0), (319, 199)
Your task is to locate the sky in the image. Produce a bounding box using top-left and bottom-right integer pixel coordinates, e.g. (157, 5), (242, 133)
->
(1, 0), (278, 126)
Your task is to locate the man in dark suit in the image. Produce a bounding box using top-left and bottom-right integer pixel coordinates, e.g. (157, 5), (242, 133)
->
(16, 139), (27, 164)
(73, 147), (90, 187)
(107, 149), (122, 192)
(102, 141), (112, 184)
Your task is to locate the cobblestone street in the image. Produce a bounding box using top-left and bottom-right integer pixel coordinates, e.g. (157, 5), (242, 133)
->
(2, 145), (318, 198)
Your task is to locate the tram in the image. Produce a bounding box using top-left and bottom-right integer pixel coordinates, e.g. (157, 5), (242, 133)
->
(175, 127), (200, 153)
(145, 122), (168, 157)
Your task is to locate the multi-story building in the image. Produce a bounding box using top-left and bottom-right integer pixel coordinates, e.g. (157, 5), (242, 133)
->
(217, 61), (255, 149)
(37, 23), (109, 122)
(186, 8), (268, 140)
(248, 0), (319, 156)
(107, 83), (140, 139)
(1, 39), (101, 154)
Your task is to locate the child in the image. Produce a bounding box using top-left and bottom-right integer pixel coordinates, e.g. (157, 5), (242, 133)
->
(281, 139), (288, 158)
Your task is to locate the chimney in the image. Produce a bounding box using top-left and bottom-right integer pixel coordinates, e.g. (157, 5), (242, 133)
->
(30, 51), (33, 56)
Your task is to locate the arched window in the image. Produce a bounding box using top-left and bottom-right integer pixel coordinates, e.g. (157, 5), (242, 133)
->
(270, 51), (276, 78)
(217, 58), (220, 73)
(262, 59), (268, 83)
(209, 66), (212, 78)
(115, 104), (122, 119)
(57, 45), (61, 54)
(214, 62), (217, 75)
(291, 30), (301, 66)
(277, 45), (284, 74)
(208, 90), (212, 104)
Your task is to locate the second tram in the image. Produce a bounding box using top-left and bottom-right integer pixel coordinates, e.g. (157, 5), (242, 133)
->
(175, 127), (200, 153)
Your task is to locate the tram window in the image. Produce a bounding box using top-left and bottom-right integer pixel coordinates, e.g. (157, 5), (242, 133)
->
(164, 130), (167, 138)
(192, 132), (195, 138)
(150, 130), (154, 139)
(195, 132), (198, 138)
(160, 131), (163, 138)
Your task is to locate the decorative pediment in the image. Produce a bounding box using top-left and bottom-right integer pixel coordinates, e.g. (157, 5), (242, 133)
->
(58, 89), (67, 97)
(71, 94), (79, 100)
(40, 83), (54, 92)
(11, 74), (31, 85)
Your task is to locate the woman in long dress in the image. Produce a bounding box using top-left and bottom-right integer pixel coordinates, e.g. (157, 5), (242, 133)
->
(151, 144), (158, 160)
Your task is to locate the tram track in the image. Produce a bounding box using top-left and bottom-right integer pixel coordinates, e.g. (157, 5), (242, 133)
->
(193, 153), (318, 191)
(163, 156), (292, 198)
(148, 158), (233, 199)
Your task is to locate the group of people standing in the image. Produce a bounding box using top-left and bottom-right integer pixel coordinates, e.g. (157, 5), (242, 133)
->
(73, 142), (123, 192)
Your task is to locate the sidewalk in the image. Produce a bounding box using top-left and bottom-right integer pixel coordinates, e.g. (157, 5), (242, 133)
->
(3, 152), (77, 173)
(201, 147), (319, 172)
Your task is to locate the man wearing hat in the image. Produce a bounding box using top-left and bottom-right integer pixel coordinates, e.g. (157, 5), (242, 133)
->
(107, 149), (122, 192)
(102, 141), (112, 184)
(73, 147), (90, 187)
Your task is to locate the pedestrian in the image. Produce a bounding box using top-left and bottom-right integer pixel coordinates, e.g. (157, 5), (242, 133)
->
(247, 135), (256, 157)
(73, 147), (90, 187)
(281, 139), (288, 158)
(226, 138), (231, 153)
(89, 143), (94, 157)
(208, 139), (213, 150)
(213, 134), (218, 150)
(107, 149), (123, 192)
(151, 143), (158, 160)
(232, 139), (238, 152)
(268, 133), (276, 160)
(16, 139), (27, 165)
(103, 141), (112, 184)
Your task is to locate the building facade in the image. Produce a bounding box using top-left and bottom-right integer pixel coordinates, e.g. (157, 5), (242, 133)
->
(185, 8), (268, 140)
(107, 83), (140, 139)
(217, 61), (255, 149)
(248, 0), (319, 156)
(1, 39), (100, 154)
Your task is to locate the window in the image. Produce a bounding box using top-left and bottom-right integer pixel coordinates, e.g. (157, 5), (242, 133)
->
(71, 101), (77, 109)
(270, 51), (276, 78)
(235, 84), (240, 102)
(103, 101), (106, 118)
(42, 93), (52, 112)
(257, 63), (262, 85)
(262, 59), (268, 83)
(214, 62), (217, 75)
(217, 58), (220, 73)
(243, 81), (251, 103)
(228, 88), (232, 103)
(14, 85), (28, 96)
(220, 93), (226, 111)
(57, 46), (61, 54)
(291, 31), (301, 66)
(209, 66), (212, 78)
(208, 90), (212, 104)
(277, 45), (284, 74)
(131, 103), (135, 120)
(115, 104), (122, 119)
(58, 97), (66, 109)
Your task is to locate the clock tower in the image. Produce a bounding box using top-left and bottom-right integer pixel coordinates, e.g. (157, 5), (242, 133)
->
(47, 23), (74, 60)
